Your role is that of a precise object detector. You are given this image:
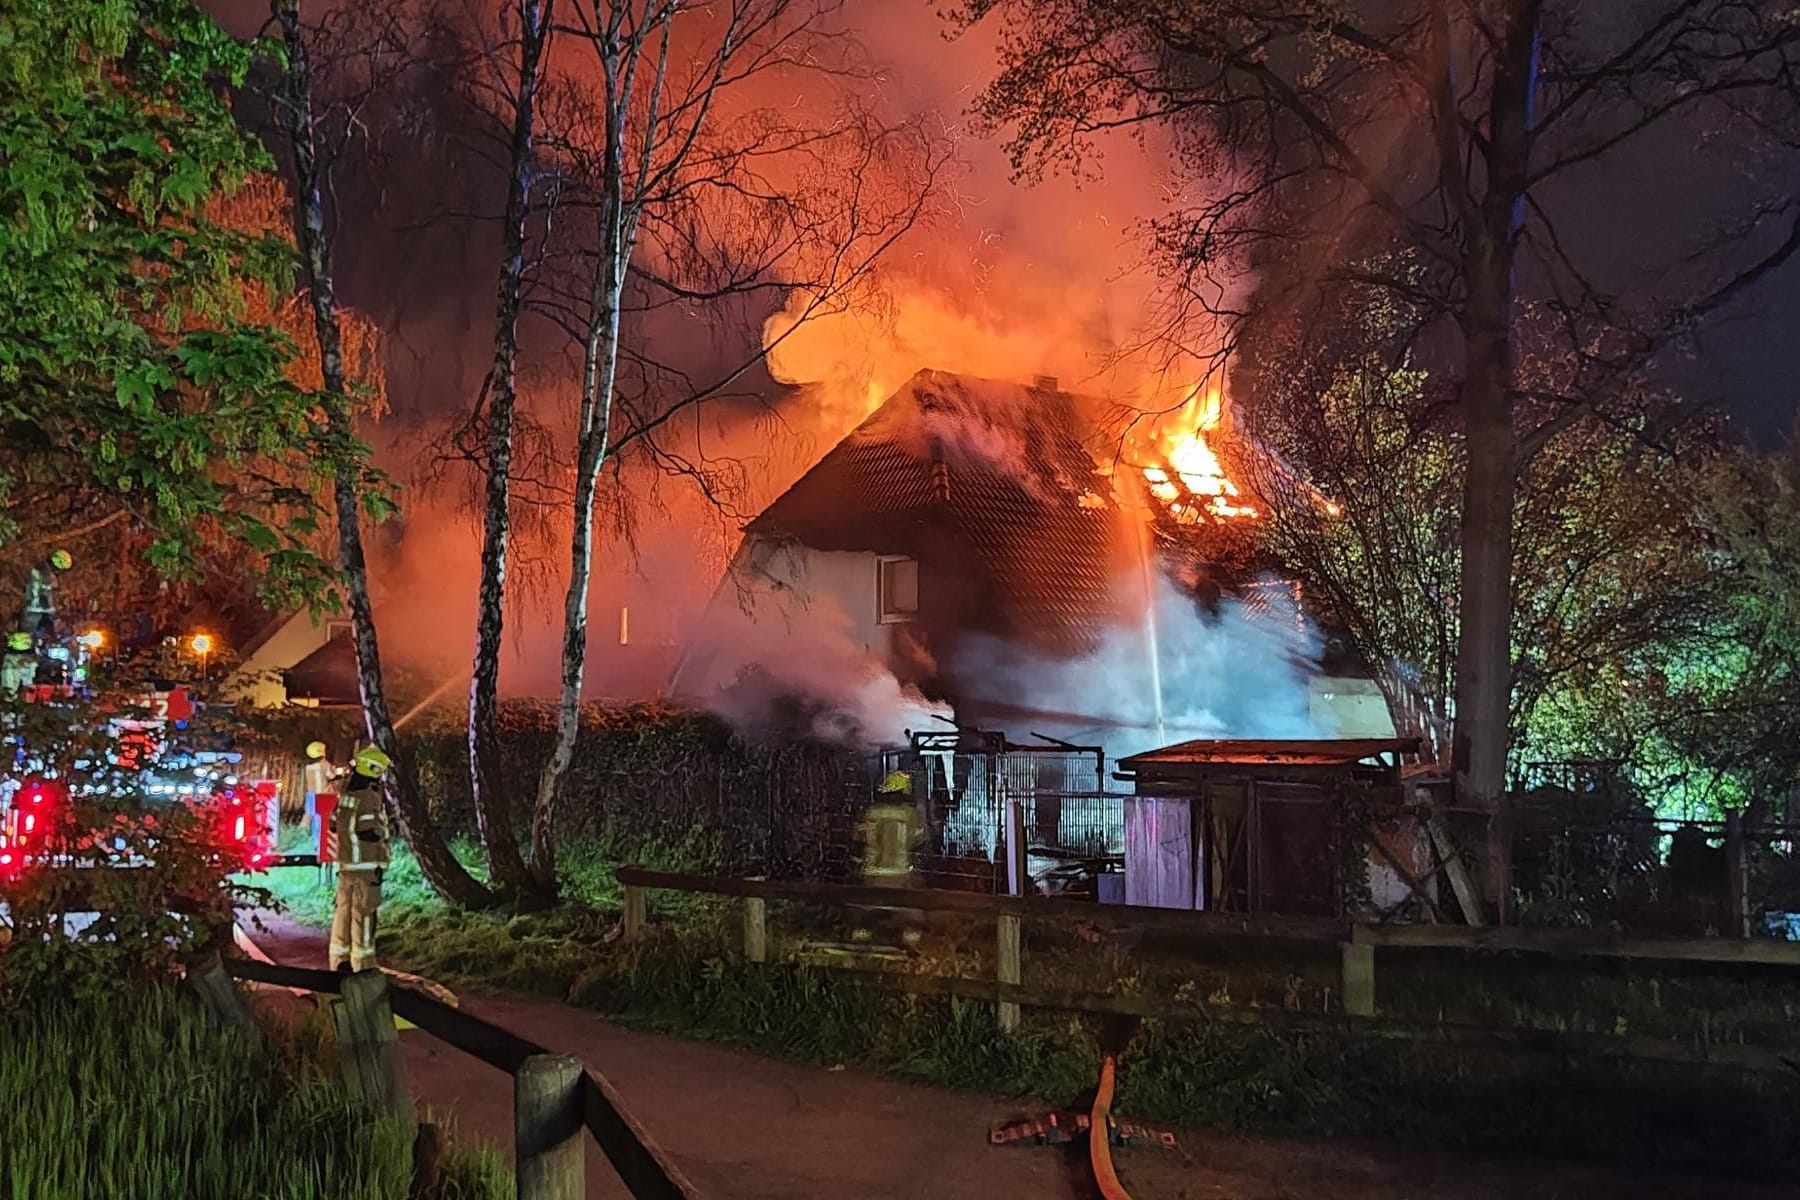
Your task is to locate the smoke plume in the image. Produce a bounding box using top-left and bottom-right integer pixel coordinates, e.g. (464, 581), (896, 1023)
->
(954, 571), (1323, 761)
(683, 591), (950, 747)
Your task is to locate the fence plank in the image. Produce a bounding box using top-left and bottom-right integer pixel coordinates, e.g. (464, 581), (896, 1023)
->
(517, 1055), (584, 1200)
(581, 1071), (704, 1200)
(334, 970), (414, 1123)
(218, 961), (695, 1198)
(613, 866), (1800, 969)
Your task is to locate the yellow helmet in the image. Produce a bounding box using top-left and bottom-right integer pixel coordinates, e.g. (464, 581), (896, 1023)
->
(48, 549), (72, 571)
(304, 740), (328, 761)
(878, 770), (911, 794)
(352, 745), (392, 779)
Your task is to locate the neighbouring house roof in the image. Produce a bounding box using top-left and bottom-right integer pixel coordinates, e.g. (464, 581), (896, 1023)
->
(749, 369), (1124, 650)
(282, 631), (361, 706)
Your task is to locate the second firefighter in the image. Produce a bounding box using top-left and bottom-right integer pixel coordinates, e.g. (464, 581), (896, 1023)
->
(329, 745), (393, 973)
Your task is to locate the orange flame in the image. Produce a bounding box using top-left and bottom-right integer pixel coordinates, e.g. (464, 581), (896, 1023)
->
(1136, 381), (1258, 522)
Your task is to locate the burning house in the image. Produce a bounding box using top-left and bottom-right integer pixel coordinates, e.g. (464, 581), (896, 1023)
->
(671, 368), (1393, 750)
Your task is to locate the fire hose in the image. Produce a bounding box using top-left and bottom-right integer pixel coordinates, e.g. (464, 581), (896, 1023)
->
(1089, 1055), (1133, 1200)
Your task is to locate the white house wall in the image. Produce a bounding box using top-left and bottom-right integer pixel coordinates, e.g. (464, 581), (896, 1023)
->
(1309, 674), (1397, 738)
(668, 538), (893, 698)
(221, 611), (340, 708)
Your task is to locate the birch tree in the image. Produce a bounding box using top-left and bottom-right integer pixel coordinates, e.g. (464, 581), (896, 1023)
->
(519, 0), (944, 896)
(455, 0), (557, 897)
(268, 0), (495, 907)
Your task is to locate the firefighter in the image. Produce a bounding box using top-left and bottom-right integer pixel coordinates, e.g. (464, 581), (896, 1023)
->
(329, 744), (392, 973)
(22, 549), (70, 639)
(856, 770), (926, 946)
(302, 740), (339, 868)
(2, 631), (36, 694)
(862, 770), (924, 888)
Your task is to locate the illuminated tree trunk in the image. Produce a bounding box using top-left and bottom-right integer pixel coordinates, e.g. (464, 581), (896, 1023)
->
(1449, 0), (1541, 915)
(529, 174), (632, 899)
(273, 0), (495, 909)
(468, 0), (554, 899)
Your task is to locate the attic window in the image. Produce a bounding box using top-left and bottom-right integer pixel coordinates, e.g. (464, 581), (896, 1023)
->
(878, 556), (919, 623)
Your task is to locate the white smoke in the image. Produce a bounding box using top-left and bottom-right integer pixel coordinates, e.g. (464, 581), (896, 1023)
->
(954, 571), (1322, 761)
(680, 588), (949, 748)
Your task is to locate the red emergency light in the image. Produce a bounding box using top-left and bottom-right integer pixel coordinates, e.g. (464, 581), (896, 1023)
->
(10, 777), (66, 851)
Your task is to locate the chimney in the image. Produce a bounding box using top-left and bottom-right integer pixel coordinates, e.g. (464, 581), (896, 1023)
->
(930, 459), (951, 503)
(1032, 374), (1058, 393)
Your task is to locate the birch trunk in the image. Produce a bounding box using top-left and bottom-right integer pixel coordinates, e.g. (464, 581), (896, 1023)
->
(274, 0), (494, 909)
(527, 96), (634, 896)
(467, 0), (553, 898)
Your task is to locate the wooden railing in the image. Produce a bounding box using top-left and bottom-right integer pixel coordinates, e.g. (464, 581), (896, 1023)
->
(188, 953), (698, 1200)
(616, 866), (1800, 1074)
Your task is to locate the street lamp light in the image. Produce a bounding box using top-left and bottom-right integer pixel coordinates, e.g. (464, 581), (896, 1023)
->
(190, 633), (214, 682)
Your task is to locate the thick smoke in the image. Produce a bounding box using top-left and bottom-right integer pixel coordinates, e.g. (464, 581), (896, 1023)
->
(955, 571), (1322, 761)
(684, 592), (950, 747)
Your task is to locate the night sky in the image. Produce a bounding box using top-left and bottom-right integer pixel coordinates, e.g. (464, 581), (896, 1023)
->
(200, 0), (1800, 447)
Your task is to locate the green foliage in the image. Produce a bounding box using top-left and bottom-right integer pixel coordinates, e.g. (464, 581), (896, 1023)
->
(406, 700), (857, 872)
(0, 0), (336, 604)
(0, 979), (510, 1200)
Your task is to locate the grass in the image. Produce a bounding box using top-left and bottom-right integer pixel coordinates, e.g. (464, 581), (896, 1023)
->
(259, 828), (1800, 1176)
(1, 979), (510, 1200)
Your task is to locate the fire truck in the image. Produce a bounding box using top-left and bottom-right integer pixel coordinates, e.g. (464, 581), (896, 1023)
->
(0, 681), (280, 882)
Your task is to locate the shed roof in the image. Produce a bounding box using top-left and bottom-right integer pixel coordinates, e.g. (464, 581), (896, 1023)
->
(1118, 737), (1422, 768)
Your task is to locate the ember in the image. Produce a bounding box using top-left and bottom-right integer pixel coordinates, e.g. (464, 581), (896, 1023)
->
(1137, 382), (1258, 522)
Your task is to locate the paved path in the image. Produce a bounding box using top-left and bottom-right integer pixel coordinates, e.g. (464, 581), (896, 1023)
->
(246, 912), (1759, 1200)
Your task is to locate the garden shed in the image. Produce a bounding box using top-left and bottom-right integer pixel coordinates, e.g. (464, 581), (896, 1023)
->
(1114, 737), (1422, 917)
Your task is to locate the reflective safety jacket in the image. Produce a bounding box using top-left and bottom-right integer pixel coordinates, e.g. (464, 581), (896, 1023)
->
(332, 781), (390, 870)
(303, 759), (337, 797)
(861, 802), (922, 879)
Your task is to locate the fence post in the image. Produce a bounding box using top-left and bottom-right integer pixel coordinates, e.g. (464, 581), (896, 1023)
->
(515, 1054), (585, 1200)
(622, 876), (647, 941)
(1724, 810), (1751, 938)
(333, 969), (413, 1123)
(185, 950), (256, 1035)
(1341, 933), (1376, 1017)
(743, 876), (768, 964)
(996, 911), (1022, 1033)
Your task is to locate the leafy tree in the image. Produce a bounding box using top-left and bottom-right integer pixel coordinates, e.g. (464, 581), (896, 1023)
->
(1246, 278), (1722, 795)
(267, 0), (497, 908)
(1626, 436), (1800, 816)
(958, 0), (1800, 824)
(0, 0), (339, 608)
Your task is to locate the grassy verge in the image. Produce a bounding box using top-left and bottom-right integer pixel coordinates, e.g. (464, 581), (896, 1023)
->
(274, 832), (1800, 1176)
(2, 979), (509, 1200)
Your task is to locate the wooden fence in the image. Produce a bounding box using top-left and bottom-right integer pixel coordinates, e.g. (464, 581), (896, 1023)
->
(186, 952), (698, 1200)
(616, 866), (1800, 1074)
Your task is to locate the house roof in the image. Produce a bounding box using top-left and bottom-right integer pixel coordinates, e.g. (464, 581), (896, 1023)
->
(749, 370), (1123, 649)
